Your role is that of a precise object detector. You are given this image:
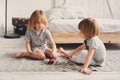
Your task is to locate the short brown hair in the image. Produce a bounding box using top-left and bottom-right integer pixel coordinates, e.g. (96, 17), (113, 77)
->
(78, 18), (99, 39)
(28, 10), (48, 30)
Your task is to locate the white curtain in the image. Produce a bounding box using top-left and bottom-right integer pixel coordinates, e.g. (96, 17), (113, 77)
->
(109, 0), (120, 19)
(55, 0), (120, 19)
(0, 0), (4, 34)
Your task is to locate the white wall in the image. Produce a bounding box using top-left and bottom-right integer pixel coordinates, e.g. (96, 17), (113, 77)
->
(0, 0), (4, 35)
(0, 0), (54, 35)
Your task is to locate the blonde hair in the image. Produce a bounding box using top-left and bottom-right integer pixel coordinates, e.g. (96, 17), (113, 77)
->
(28, 10), (48, 30)
(78, 18), (99, 39)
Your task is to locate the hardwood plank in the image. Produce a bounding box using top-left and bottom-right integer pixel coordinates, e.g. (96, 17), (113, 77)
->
(52, 33), (120, 44)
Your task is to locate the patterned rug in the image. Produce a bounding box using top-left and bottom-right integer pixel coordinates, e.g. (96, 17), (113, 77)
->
(0, 50), (120, 72)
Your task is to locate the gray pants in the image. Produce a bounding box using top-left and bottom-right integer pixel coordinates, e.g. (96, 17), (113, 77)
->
(70, 50), (96, 65)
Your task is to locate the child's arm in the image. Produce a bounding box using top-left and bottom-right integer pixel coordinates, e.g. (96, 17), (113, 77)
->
(80, 48), (95, 75)
(58, 44), (85, 58)
(70, 44), (85, 56)
(26, 41), (32, 53)
(48, 39), (57, 57)
(58, 47), (71, 58)
(46, 29), (57, 55)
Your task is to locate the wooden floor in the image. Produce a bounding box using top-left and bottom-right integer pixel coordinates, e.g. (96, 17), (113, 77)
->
(0, 72), (120, 80)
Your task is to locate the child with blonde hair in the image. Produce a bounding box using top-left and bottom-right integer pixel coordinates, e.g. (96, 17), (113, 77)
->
(14, 10), (57, 61)
(58, 18), (106, 75)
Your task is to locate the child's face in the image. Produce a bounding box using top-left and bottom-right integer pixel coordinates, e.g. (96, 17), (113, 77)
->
(80, 32), (86, 39)
(35, 23), (44, 31)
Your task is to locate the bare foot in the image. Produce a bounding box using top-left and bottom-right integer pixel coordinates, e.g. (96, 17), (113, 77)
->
(14, 52), (25, 58)
(57, 47), (65, 53)
(57, 47), (69, 57)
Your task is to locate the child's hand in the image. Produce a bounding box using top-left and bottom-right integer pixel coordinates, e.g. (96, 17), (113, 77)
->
(80, 68), (92, 75)
(57, 47), (64, 53)
(27, 50), (32, 54)
(57, 47), (70, 58)
(65, 53), (73, 58)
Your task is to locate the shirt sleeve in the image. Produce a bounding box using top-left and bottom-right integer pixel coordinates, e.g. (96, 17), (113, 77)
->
(45, 29), (53, 40)
(87, 39), (99, 49)
(24, 29), (30, 41)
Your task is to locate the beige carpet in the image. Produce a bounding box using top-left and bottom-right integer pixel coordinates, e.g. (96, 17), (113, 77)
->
(0, 50), (120, 72)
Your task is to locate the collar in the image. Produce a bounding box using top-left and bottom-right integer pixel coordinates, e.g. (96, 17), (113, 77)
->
(34, 29), (45, 34)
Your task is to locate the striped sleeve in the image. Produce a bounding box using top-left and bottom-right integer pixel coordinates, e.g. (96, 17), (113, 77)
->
(45, 29), (53, 40)
(24, 29), (30, 41)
